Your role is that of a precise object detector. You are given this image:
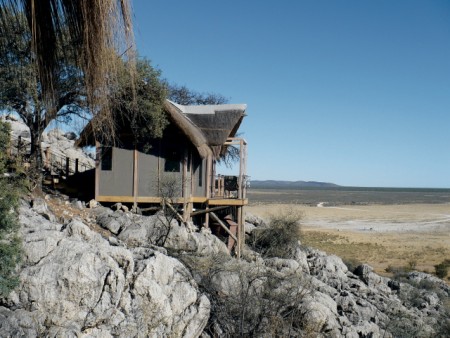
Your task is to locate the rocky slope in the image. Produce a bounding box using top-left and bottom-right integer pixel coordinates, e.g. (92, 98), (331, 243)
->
(1, 196), (449, 337)
(1, 198), (210, 337)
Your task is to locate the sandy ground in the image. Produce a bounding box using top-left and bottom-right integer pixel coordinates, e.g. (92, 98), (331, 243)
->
(246, 203), (450, 277)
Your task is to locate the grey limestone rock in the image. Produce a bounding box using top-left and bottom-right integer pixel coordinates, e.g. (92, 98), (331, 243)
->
(1, 202), (210, 337)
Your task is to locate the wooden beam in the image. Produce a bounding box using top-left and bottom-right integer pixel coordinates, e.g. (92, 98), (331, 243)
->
(192, 197), (208, 203)
(165, 201), (185, 224)
(208, 198), (248, 206)
(139, 206), (161, 212)
(210, 212), (237, 243)
(95, 195), (248, 205)
(190, 206), (229, 217)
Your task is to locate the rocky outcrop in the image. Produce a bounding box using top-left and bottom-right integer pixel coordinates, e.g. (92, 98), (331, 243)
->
(0, 201), (209, 337)
(93, 207), (229, 255)
(2, 115), (95, 171)
(1, 202), (449, 337)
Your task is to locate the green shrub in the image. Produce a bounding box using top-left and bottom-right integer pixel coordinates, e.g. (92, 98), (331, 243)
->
(0, 120), (10, 173)
(249, 210), (303, 258)
(0, 237), (22, 296)
(434, 260), (449, 279)
(0, 120), (23, 297)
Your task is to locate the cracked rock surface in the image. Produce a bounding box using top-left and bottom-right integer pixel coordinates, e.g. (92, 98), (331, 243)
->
(0, 201), (209, 337)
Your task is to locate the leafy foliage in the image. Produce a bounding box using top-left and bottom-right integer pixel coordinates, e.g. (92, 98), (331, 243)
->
(0, 0), (134, 116)
(0, 8), (87, 182)
(109, 57), (168, 148)
(0, 120), (22, 297)
(168, 84), (228, 105)
(0, 120), (10, 172)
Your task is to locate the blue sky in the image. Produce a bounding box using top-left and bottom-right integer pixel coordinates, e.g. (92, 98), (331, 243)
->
(132, 0), (450, 188)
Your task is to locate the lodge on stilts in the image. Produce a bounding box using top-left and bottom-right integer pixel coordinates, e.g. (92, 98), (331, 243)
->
(76, 100), (249, 256)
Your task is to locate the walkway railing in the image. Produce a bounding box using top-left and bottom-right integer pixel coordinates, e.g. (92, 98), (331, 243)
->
(8, 135), (95, 178)
(213, 174), (250, 199)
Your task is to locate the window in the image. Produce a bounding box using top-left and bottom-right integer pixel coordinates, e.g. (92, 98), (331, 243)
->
(101, 147), (112, 171)
(164, 147), (181, 172)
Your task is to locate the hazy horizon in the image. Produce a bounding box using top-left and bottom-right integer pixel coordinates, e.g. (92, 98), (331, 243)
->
(249, 178), (450, 190)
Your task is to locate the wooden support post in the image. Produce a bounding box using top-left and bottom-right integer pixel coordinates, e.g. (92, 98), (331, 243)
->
(205, 155), (212, 228)
(224, 217), (238, 252)
(44, 148), (50, 170)
(237, 206), (244, 258)
(133, 148), (138, 210)
(210, 212), (238, 244)
(182, 149), (188, 221)
(65, 157), (70, 177)
(204, 203), (210, 228)
(95, 142), (100, 200)
(239, 139), (244, 199)
(184, 202), (193, 223)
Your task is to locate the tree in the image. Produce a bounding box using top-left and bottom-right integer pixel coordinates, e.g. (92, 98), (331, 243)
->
(0, 0), (134, 115)
(0, 9), (87, 186)
(108, 57), (168, 148)
(168, 83), (228, 105)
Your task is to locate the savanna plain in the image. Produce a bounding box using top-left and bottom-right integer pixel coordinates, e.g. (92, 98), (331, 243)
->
(246, 188), (450, 280)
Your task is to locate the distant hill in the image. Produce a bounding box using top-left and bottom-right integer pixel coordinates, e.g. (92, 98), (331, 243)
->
(249, 180), (340, 189)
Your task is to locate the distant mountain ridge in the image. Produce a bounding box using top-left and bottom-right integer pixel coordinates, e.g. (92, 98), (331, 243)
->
(250, 180), (340, 189)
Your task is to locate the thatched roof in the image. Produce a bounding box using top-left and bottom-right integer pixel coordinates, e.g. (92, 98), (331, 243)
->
(164, 100), (246, 159)
(76, 100), (247, 159)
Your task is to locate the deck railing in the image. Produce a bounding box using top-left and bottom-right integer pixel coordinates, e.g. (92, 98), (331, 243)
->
(213, 174), (249, 199)
(8, 135), (95, 178)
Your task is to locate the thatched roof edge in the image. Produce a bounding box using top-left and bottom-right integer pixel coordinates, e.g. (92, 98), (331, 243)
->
(163, 101), (212, 159)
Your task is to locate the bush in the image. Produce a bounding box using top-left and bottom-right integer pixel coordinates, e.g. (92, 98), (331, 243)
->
(178, 253), (311, 337)
(0, 120), (23, 297)
(0, 120), (10, 173)
(434, 260), (450, 279)
(249, 210), (303, 258)
(343, 258), (362, 273)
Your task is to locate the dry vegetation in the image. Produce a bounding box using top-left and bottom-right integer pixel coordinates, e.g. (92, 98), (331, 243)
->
(247, 202), (450, 280)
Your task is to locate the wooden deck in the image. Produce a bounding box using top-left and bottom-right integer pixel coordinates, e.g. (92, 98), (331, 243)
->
(95, 195), (248, 206)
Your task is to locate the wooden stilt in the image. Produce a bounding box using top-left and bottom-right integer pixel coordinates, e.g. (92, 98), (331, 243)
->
(224, 217), (238, 252)
(133, 147), (138, 211)
(210, 212), (238, 244)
